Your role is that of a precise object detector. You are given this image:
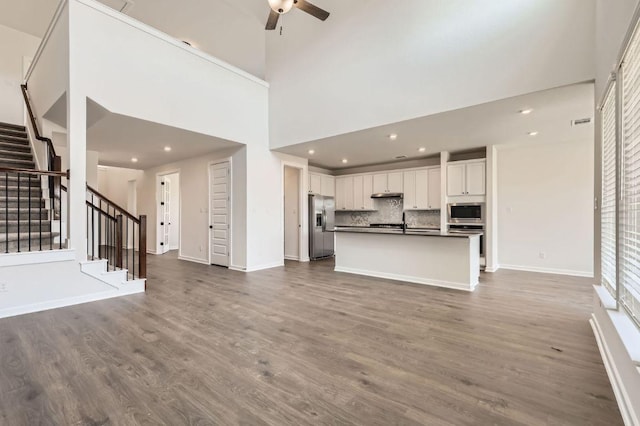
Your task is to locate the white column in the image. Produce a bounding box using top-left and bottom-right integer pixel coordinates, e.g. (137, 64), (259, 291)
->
(67, 2), (87, 261)
(485, 145), (498, 272)
(439, 151), (449, 231)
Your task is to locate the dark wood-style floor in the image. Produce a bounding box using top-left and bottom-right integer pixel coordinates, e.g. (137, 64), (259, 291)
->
(0, 252), (622, 425)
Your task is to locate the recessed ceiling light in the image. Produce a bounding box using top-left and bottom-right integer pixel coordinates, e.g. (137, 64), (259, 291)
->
(308, 149), (315, 155)
(342, 159), (348, 164)
(389, 133), (398, 141)
(520, 109), (533, 115)
(164, 146), (172, 152)
(528, 131), (539, 136)
(131, 157), (138, 163)
(418, 147), (426, 152)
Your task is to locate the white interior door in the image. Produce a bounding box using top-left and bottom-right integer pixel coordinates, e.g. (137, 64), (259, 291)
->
(160, 178), (171, 254)
(210, 162), (230, 267)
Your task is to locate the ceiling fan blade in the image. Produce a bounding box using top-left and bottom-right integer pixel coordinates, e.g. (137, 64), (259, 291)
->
(294, 0), (330, 21)
(266, 9), (280, 30)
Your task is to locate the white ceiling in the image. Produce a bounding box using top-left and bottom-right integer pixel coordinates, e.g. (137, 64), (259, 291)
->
(275, 82), (595, 170)
(87, 113), (241, 170)
(0, 0), (60, 37)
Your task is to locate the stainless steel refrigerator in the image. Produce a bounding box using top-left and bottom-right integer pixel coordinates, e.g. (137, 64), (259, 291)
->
(309, 194), (335, 260)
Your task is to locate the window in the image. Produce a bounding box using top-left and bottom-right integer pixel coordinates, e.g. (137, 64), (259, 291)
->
(618, 22), (640, 326)
(601, 83), (616, 298)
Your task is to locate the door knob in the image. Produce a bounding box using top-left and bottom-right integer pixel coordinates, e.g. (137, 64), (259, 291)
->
(209, 225), (213, 229)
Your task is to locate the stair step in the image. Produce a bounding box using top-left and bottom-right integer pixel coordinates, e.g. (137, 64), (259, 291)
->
(0, 209), (49, 220)
(0, 232), (61, 253)
(0, 220), (52, 232)
(0, 198), (46, 208)
(0, 128), (27, 139)
(0, 122), (26, 132)
(0, 175), (43, 187)
(0, 141), (31, 153)
(0, 135), (29, 146)
(0, 149), (33, 161)
(0, 188), (42, 198)
(0, 158), (35, 168)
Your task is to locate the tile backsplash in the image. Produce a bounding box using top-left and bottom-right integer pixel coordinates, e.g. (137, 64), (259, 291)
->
(335, 198), (440, 228)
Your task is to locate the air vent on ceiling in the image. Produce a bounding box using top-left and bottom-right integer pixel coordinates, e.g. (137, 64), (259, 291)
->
(394, 155), (408, 160)
(571, 117), (592, 126)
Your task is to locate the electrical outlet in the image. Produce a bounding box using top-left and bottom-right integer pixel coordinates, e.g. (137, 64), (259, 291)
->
(0, 282), (7, 293)
(539, 252), (546, 259)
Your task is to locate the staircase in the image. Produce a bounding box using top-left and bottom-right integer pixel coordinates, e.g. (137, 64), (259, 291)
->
(0, 121), (60, 253)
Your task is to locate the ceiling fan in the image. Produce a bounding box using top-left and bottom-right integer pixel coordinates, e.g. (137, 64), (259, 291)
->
(265, 0), (330, 30)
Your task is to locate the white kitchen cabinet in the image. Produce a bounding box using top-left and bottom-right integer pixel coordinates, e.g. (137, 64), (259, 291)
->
(336, 176), (354, 210)
(309, 173), (335, 197)
(362, 175), (374, 210)
(388, 172), (403, 193)
(372, 173), (387, 194)
(427, 167), (441, 209)
(321, 175), (335, 197)
(309, 173), (322, 194)
(465, 162), (485, 195)
(403, 168), (440, 210)
(447, 160), (485, 196)
(343, 175), (375, 211)
(372, 172), (403, 194)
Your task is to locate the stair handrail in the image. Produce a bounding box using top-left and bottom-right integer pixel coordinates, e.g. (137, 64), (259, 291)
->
(86, 185), (140, 224)
(86, 184), (147, 280)
(20, 84), (59, 173)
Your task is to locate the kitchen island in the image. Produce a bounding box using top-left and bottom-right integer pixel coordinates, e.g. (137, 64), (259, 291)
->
(334, 227), (481, 291)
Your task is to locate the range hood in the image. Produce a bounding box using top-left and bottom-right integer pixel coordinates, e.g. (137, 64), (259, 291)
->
(371, 192), (404, 199)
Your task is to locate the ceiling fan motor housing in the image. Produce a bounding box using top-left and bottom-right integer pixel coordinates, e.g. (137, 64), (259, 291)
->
(269, 0), (294, 14)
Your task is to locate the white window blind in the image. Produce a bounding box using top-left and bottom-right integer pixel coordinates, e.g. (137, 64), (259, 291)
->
(620, 24), (640, 325)
(601, 83), (617, 297)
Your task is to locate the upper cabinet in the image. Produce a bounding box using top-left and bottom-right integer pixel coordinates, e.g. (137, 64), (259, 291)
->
(373, 172), (403, 194)
(309, 172), (335, 197)
(447, 160), (485, 196)
(403, 167), (441, 210)
(336, 175), (374, 211)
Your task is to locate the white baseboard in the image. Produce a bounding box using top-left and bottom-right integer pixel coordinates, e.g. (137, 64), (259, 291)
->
(484, 265), (500, 273)
(147, 249), (157, 255)
(245, 261), (285, 272)
(334, 266), (477, 292)
(284, 255), (300, 261)
(178, 255), (209, 265)
(499, 264), (593, 278)
(590, 314), (640, 426)
(229, 264), (245, 272)
(300, 257), (310, 263)
(0, 288), (142, 320)
(0, 249), (76, 267)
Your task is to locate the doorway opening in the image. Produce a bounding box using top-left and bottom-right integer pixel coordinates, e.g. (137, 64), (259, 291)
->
(284, 165), (303, 261)
(156, 171), (180, 255)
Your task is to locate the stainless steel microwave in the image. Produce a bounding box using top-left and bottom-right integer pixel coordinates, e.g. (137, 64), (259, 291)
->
(448, 203), (485, 224)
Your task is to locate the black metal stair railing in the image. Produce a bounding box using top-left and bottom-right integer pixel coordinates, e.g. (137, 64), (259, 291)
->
(85, 185), (147, 281)
(1, 167), (67, 253)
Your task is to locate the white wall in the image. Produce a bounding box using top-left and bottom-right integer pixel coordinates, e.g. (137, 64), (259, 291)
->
(497, 138), (594, 276)
(137, 147), (247, 267)
(267, 0), (596, 149)
(284, 167), (300, 259)
(126, 0), (266, 79)
(97, 166), (144, 209)
(0, 24), (40, 125)
(69, 0), (268, 146)
(595, 0), (639, 100)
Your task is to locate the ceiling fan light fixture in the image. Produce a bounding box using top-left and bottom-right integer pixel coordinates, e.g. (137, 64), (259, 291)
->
(268, 0), (294, 14)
